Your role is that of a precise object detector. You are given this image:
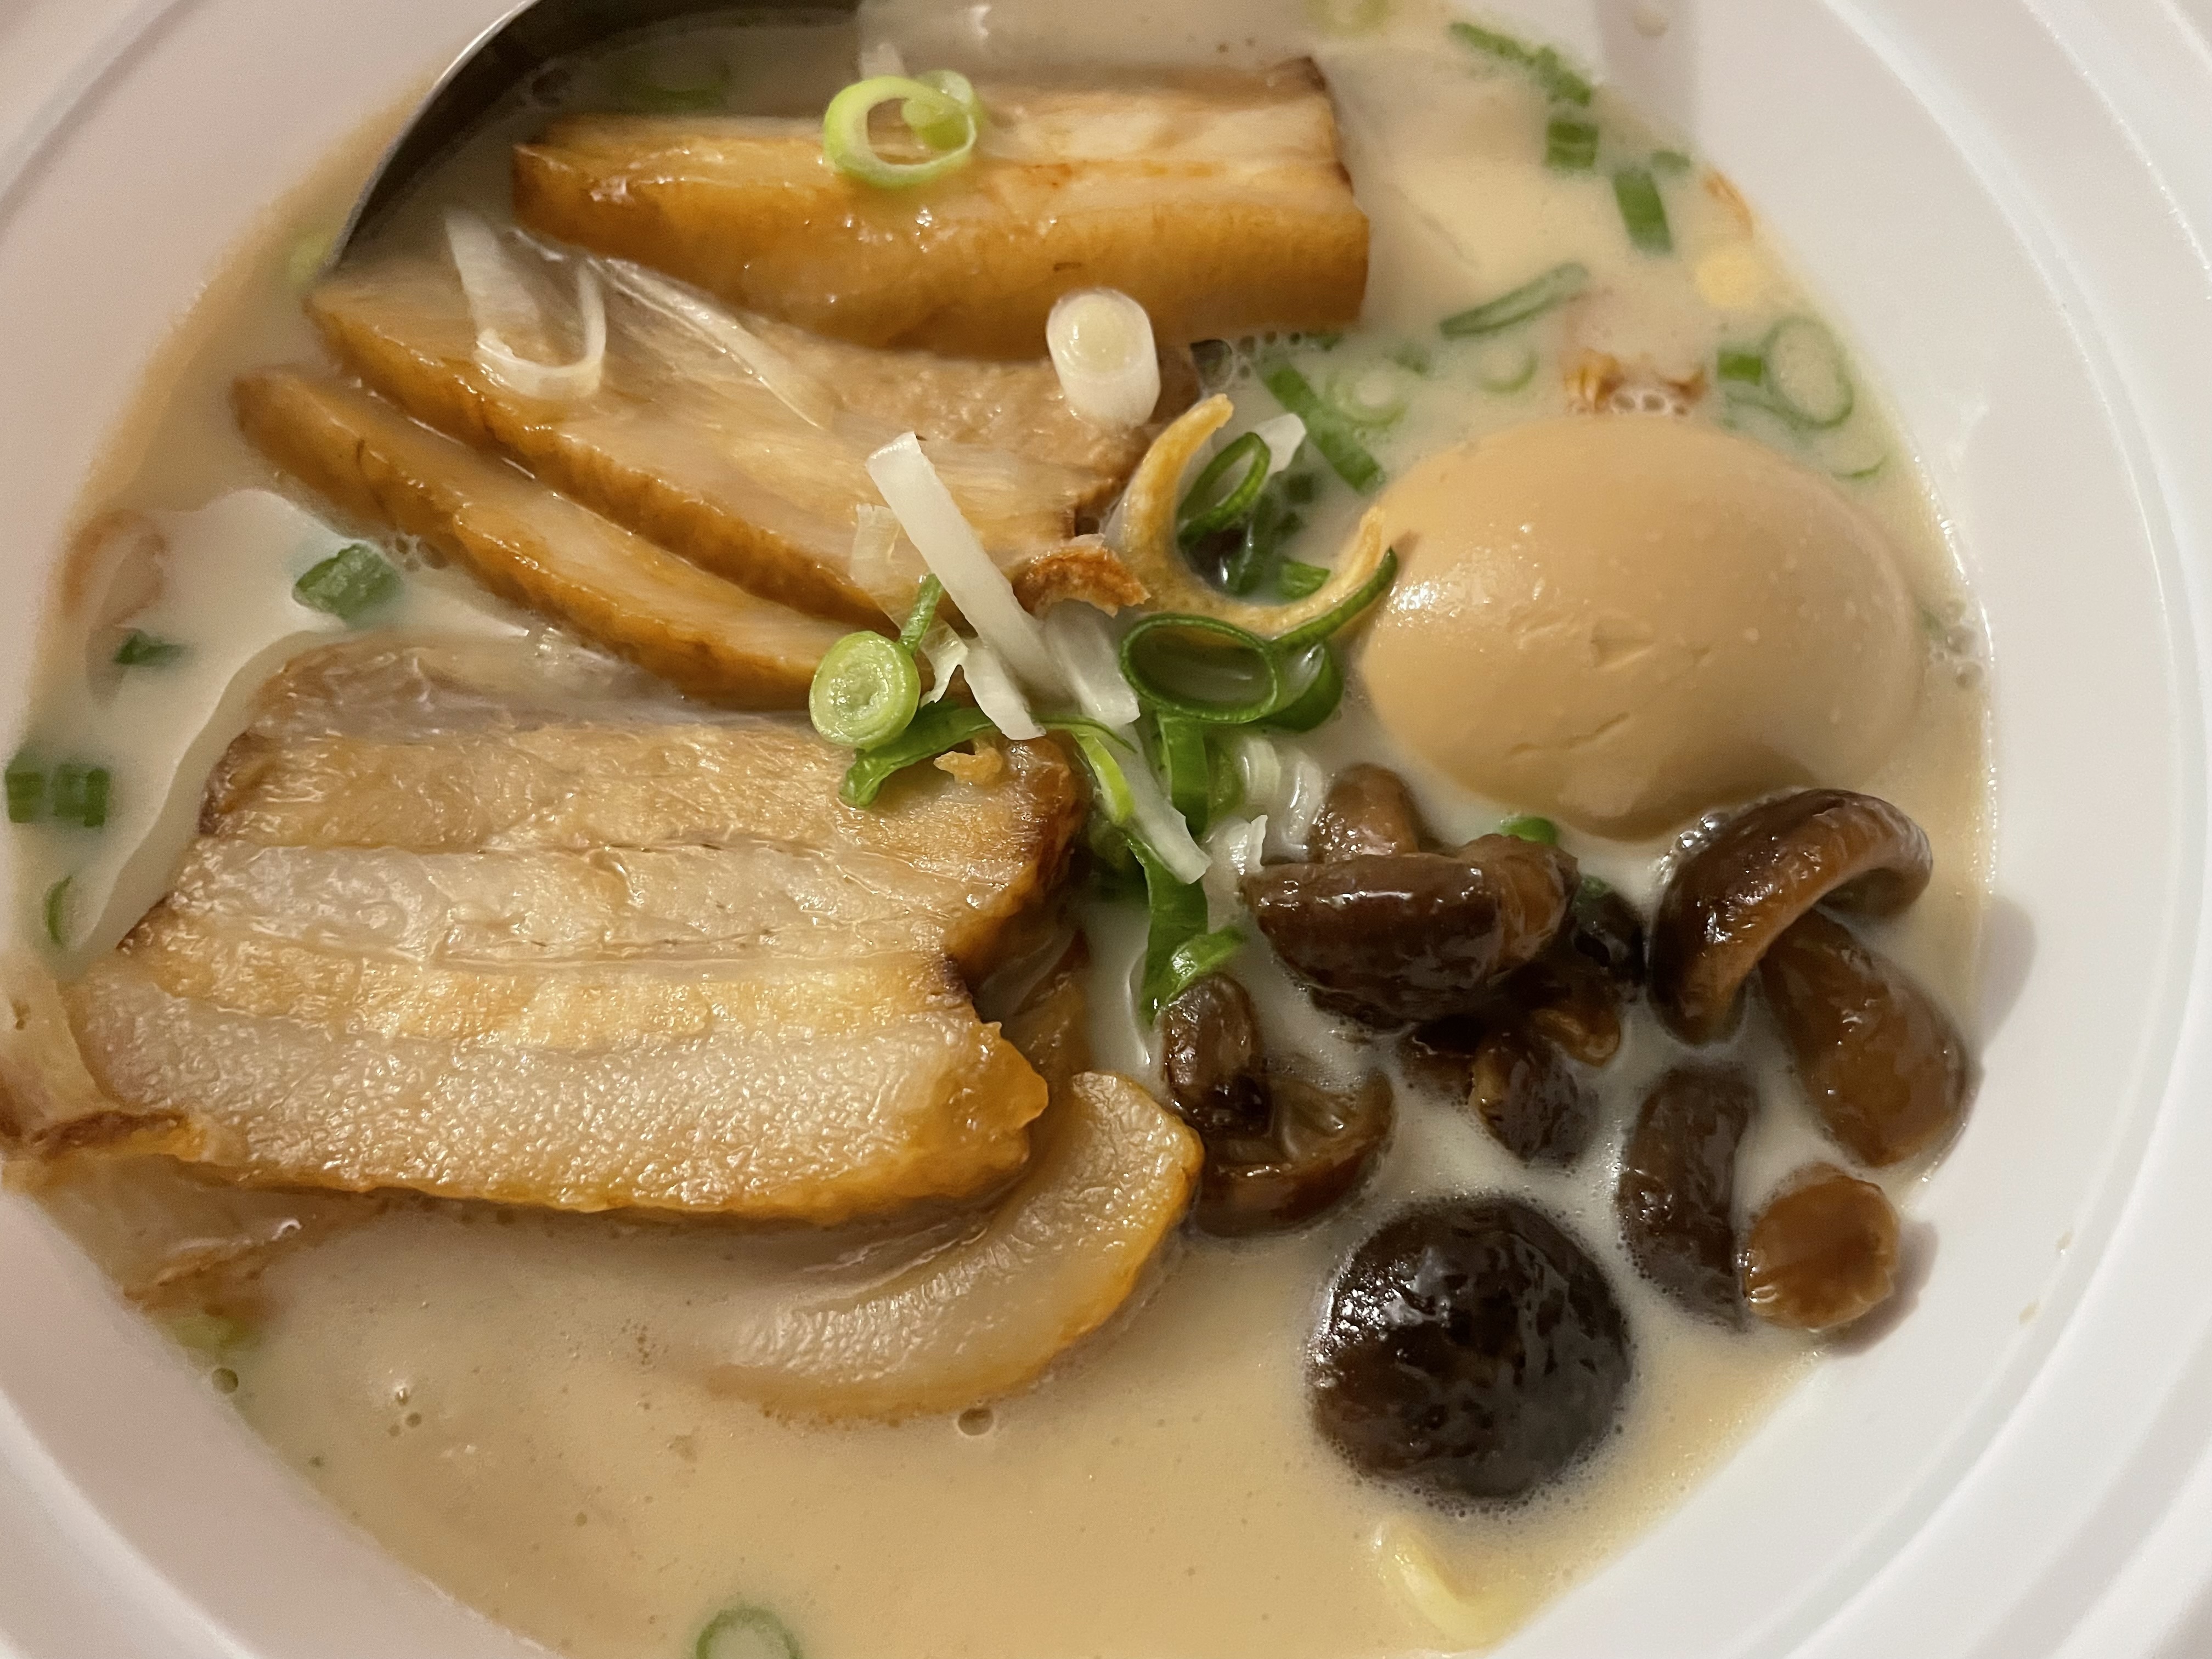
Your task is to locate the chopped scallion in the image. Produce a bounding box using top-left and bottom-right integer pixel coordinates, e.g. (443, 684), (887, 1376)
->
(1178, 431), (1272, 547)
(1222, 490), (1301, 597)
(1545, 116), (1600, 172)
(5, 756), (42, 824)
(47, 764), (110, 828)
(42, 877), (71, 947)
(294, 543), (401, 622)
(1133, 843), (1216, 1020)
(1277, 561), (1330, 599)
(1475, 341), (1540, 394)
(1259, 363), (1384, 494)
(1498, 814), (1560, 845)
(838, 703), (995, 806)
(810, 631), (923, 751)
(1051, 718), (1139, 824)
(1652, 148), (1694, 175)
(822, 72), (981, 190)
(695, 1604), (803, 1659)
(1119, 615), (1285, 725)
(1717, 345), (1768, 385)
(1761, 317), (1855, 429)
(1273, 547), (1400, 655)
(1325, 363), (1413, 428)
(1612, 166), (1674, 254)
(80, 767), (111, 830)
(1155, 928), (1245, 1014)
(1282, 469), (1322, 505)
(1207, 738), (1244, 822)
(1448, 21), (1594, 105)
(1155, 715), (1214, 834)
(896, 574), (945, 651)
(1438, 262), (1589, 339)
(1262, 644), (1345, 732)
(113, 629), (186, 668)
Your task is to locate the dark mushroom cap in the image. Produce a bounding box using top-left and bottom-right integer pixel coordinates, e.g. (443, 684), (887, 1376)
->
(1160, 973), (1271, 1141)
(1650, 789), (1932, 1044)
(1310, 1198), (1630, 1504)
(1741, 1163), (1900, 1331)
(1760, 909), (1970, 1166)
(1402, 1016), (1595, 1166)
(1197, 1071), (1392, 1238)
(1243, 836), (1577, 1027)
(1616, 1065), (1757, 1323)
(1311, 764), (1427, 862)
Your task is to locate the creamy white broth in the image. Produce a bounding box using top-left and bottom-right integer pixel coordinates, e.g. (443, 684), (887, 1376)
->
(14, 4), (1990, 1657)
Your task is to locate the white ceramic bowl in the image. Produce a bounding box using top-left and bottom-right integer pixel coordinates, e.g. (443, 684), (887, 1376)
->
(4, 2), (2211, 1655)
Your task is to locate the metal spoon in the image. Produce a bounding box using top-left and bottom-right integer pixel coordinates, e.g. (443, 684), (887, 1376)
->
(331, 0), (858, 267)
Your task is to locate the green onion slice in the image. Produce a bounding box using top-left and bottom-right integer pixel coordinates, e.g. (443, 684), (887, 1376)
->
(1652, 148), (1694, 174)
(1047, 718), (1139, 824)
(42, 877), (71, 947)
(78, 767), (111, 830)
(1761, 317), (1855, 429)
(1438, 262), (1589, 339)
(1259, 363), (1384, 494)
(5, 756), (42, 825)
(1153, 928), (1245, 1016)
(1120, 615), (1284, 724)
(1207, 738), (1245, 822)
(822, 74), (980, 190)
(1277, 560), (1330, 599)
(1273, 546), (1400, 655)
(294, 543), (401, 622)
(838, 702), (995, 807)
(1178, 431), (1272, 546)
(1498, 814), (1561, 845)
(896, 574), (945, 651)
(1545, 115), (1599, 172)
(1133, 843), (1215, 1020)
(1448, 21), (1594, 105)
(695, 1604), (803, 1659)
(1717, 345), (1768, 385)
(1262, 644), (1344, 733)
(1154, 715), (1214, 834)
(113, 629), (186, 668)
(1325, 363), (1413, 428)
(1475, 341), (1540, 394)
(1223, 490), (1301, 597)
(810, 632), (923, 750)
(1613, 166), (1674, 255)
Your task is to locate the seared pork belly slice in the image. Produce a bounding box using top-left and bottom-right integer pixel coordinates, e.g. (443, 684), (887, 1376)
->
(61, 949), (1043, 1221)
(706, 1072), (1199, 1418)
(203, 720), (1083, 969)
(233, 368), (845, 704)
(514, 62), (1368, 359)
(308, 259), (1145, 623)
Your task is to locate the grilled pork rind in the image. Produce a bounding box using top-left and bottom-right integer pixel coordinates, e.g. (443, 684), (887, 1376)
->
(513, 63), (1369, 359)
(308, 257), (1161, 623)
(5, 641), (1084, 1222)
(706, 1071), (1200, 1419)
(234, 369), (847, 705)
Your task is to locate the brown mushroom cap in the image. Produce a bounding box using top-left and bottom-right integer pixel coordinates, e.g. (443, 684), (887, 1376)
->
(1650, 789), (1933, 1044)
(1741, 1163), (1901, 1331)
(1760, 909), (1971, 1166)
(1242, 835), (1577, 1027)
(1197, 1072), (1393, 1238)
(1616, 1065), (1756, 1324)
(1402, 1016), (1594, 1166)
(1160, 973), (1271, 1141)
(1310, 764), (1426, 862)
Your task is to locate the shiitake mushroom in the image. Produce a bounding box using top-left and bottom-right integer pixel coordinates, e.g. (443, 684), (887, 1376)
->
(1760, 910), (1969, 1166)
(1615, 1066), (1756, 1323)
(1310, 1198), (1630, 1503)
(1157, 973), (1391, 1235)
(1511, 885), (1644, 1067)
(1740, 1163), (1901, 1331)
(1401, 1016), (1596, 1166)
(1650, 789), (1932, 1044)
(1242, 835), (1577, 1027)
(1310, 763), (1426, 862)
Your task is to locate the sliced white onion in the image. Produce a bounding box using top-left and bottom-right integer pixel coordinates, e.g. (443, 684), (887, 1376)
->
(865, 433), (1064, 693)
(1252, 411), (1308, 477)
(1201, 812), (1266, 924)
(1233, 731), (1285, 814)
(1041, 602), (1141, 729)
(1046, 289), (1161, 429)
(1266, 747), (1330, 862)
(445, 210), (606, 402)
(958, 639), (1044, 741)
(915, 622), (968, 705)
(599, 257), (840, 430)
(847, 503), (928, 616)
(857, 40), (907, 76)
(1114, 728), (1211, 884)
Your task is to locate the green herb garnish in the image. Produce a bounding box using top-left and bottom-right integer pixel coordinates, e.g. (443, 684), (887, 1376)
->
(1178, 431), (1273, 547)
(838, 702), (996, 807)
(1277, 561), (1330, 600)
(1613, 166), (1674, 254)
(42, 877), (71, 947)
(810, 632), (923, 751)
(1259, 363), (1384, 494)
(294, 543), (402, 621)
(695, 1604), (803, 1659)
(1545, 115), (1599, 171)
(5, 755), (42, 825)
(1439, 262), (1589, 339)
(1448, 21), (1594, 105)
(114, 629), (187, 668)
(1498, 814), (1561, 845)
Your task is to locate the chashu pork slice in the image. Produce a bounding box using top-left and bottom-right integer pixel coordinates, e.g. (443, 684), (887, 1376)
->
(513, 61), (1369, 359)
(0, 638), (1084, 1221)
(308, 257), (1156, 624)
(234, 368), (847, 705)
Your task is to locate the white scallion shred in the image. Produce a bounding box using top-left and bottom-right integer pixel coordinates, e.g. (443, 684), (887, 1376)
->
(865, 433), (1065, 693)
(1041, 602), (1142, 728)
(445, 210), (606, 403)
(1234, 731), (1286, 813)
(958, 639), (1043, 741)
(1114, 726), (1211, 883)
(1046, 289), (1161, 429)
(1252, 412), (1308, 477)
(857, 40), (907, 76)
(599, 257), (840, 430)
(1268, 747), (1330, 862)
(915, 623), (968, 706)
(847, 504), (926, 616)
